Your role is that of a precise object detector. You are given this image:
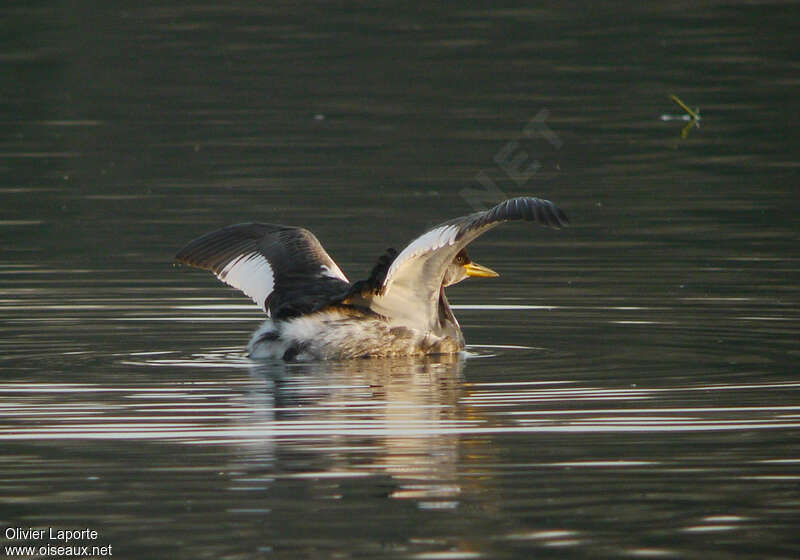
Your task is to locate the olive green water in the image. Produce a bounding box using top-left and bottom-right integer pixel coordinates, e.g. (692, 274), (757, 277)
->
(2, 2), (799, 558)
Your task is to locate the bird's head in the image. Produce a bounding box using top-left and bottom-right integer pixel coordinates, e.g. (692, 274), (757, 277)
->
(442, 249), (499, 287)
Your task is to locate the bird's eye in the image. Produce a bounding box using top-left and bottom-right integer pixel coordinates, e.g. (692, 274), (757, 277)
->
(456, 255), (464, 264)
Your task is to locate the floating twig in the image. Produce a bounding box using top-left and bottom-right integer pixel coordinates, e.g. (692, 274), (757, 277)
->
(661, 94), (701, 138)
(669, 94), (700, 120)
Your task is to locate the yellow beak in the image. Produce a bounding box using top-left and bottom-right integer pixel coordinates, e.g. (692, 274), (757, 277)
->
(464, 261), (500, 278)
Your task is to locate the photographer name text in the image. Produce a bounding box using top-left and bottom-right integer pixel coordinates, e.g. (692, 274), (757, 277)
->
(4, 527), (112, 557)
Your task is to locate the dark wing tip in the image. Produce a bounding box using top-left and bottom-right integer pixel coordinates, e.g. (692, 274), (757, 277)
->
(452, 196), (569, 242)
(174, 223), (264, 272)
(501, 197), (569, 229)
(174, 244), (200, 266)
(175, 242), (204, 268)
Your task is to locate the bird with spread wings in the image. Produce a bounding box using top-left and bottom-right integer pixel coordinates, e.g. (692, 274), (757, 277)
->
(176, 197), (568, 360)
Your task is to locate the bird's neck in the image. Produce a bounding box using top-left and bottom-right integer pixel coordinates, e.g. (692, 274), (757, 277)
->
(437, 289), (462, 341)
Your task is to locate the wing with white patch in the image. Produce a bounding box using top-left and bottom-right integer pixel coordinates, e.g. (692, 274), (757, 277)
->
(175, 223), (351, 318)
(355, 197), (568, 330)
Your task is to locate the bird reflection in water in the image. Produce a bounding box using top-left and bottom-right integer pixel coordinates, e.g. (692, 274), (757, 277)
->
(235, 354), (468, 509)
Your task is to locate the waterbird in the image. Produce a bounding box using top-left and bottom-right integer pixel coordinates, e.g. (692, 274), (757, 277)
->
(175, 196), (568, 361)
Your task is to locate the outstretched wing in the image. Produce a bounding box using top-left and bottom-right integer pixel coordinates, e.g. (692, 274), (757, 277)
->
(175, 223), (350, 318)
(351, 197), (568, 331)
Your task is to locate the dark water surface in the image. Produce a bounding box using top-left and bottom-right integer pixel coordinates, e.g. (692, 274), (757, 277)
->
(2, 1), (799, 558)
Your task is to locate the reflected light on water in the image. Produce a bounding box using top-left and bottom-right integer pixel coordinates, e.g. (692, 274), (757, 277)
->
(1, 355), (798, 442)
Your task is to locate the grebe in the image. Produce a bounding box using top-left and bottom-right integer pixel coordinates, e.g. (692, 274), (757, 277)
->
(175, 196), (568, 361)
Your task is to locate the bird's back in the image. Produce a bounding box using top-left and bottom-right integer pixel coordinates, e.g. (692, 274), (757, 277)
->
(248, 306), (463, 361)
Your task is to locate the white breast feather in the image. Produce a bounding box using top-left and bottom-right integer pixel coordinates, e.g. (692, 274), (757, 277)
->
(218, 252), (275, 310)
